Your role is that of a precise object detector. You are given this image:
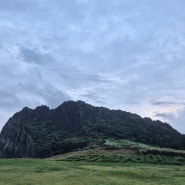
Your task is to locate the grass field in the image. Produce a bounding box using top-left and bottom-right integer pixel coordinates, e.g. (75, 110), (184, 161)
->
(0, 159), (185, 185)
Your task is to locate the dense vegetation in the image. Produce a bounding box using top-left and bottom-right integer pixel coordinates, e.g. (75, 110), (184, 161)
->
(0, 101), (185, 158)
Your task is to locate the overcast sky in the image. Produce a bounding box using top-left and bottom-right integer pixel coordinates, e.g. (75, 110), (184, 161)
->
(0, 0), (185, 133)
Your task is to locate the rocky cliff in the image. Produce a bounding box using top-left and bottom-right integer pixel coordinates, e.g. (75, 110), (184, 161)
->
(0, 115), (34, 157)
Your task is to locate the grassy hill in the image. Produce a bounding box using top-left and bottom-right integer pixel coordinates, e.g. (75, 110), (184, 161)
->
(50, 139), (185, 165)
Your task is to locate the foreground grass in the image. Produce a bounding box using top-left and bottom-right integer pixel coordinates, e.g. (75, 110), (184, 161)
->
(0, 159), (185, 185)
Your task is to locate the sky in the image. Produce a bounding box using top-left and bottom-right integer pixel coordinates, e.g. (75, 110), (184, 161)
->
(0, 0), (185, 133)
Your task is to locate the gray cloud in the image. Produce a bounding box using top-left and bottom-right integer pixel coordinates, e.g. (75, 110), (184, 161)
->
(155, 109), (185, 134)
(0, 90), (21, 110)
(0, 0), (39, 12)
(80, 92), (105, 104)
(151, 101), (185, 106)
(155, 112), (173, 119)
(20, 48), (55, 65)
(0, 0), (185, 133)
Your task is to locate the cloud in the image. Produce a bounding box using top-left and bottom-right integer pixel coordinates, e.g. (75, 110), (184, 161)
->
(0, 90), (21, 110)
(151, 100), (185, 106)
(20, 48), (55, 65)
(155, 108), (185, 134)
(155, 112), (173, 119)
(0, 60), (70, 110)
(79, 92), (105, 104)
(1, 0), (185, 133)
(0, 0), (39, 12)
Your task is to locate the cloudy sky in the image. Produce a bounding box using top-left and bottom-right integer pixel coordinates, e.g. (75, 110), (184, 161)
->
(0, 0), (185, 133)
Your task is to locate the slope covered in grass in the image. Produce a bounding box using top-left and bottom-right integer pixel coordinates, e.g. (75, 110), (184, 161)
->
(50, 139), (185, 165)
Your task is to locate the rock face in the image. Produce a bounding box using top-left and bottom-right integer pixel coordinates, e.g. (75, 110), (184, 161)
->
(0, 100), (184, 158)
(0, 116), (35, 158)
(20, 101), (86, 130)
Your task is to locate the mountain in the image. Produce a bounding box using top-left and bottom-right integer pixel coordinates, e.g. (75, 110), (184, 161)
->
(0, 100), (184, 158)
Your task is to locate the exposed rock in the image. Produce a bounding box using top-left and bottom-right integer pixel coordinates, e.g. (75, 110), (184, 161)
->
(0, 116), (35, 158)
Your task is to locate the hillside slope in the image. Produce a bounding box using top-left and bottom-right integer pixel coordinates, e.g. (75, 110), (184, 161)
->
(0, 100), (184, 158)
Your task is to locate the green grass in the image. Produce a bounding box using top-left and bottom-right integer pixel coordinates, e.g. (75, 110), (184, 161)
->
(105, 139), (185, 156)
(105, 139), (185, 153)
(60, 153), (185, 165)
(0, 159), (185, 185)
